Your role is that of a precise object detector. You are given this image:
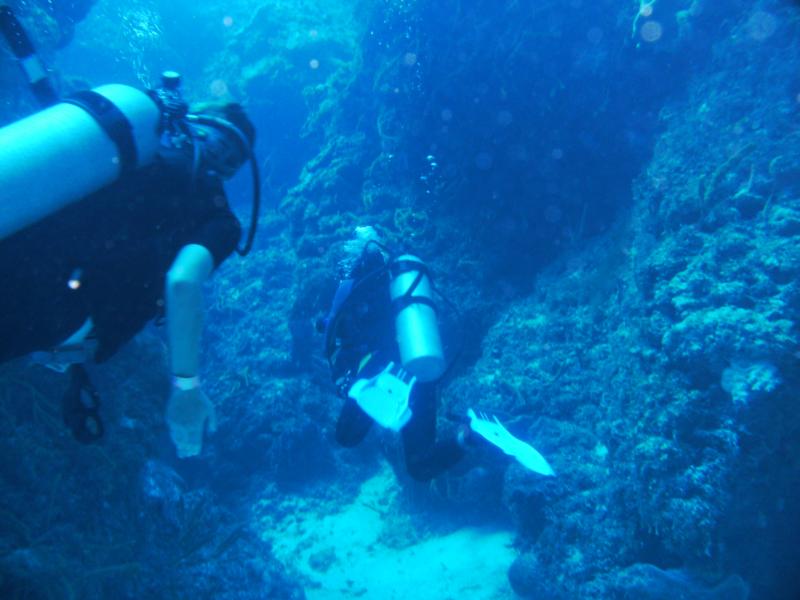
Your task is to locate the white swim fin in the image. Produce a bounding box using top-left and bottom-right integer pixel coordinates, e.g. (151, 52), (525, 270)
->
(349, 362), (414, 431)
(468, 408), (555, 476)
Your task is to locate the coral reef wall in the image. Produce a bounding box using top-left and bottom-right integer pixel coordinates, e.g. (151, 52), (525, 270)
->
(205, 1), (799, 597)
(269, 0), (799, 597)
(281, 0), (754, 364)
(434, 2), (798, 598)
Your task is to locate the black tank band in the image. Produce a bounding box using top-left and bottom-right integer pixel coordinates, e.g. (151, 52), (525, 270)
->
(63, 90), (138, 175)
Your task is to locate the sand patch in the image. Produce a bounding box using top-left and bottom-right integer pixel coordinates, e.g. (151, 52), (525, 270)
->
(257, 464), (516, 599)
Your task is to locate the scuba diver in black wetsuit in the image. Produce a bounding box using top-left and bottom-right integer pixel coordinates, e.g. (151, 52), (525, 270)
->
(0, 7), (262, 456)
(319, 227), (556, 481)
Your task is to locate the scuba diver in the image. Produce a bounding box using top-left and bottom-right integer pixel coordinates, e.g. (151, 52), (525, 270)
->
(319, 226), (555, 481)
(0, 8), (261, 457)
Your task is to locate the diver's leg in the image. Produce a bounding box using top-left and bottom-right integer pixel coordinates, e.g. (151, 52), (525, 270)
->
(402, 382), (464, 481)
(333, 352), (387, 447)
(335, 396), (374, 447)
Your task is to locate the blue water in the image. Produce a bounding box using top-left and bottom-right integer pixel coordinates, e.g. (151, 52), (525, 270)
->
(1, 0), (798, 598)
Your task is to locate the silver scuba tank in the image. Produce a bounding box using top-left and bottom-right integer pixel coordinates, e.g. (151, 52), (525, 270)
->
(0, 84), (161, 240)
(390, 255), (446, 382)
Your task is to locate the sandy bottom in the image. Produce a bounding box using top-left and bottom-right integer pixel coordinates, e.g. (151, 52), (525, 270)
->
(257, 464), (517, 599)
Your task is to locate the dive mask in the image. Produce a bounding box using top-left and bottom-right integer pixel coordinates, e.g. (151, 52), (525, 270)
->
(190, 121), (249, 180)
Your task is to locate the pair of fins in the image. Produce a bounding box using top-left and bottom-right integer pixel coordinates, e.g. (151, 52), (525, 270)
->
(349, 363), (555, 477)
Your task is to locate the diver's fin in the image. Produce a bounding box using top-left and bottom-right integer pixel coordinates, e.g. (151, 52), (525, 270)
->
(468, 408), (555, 476)
(349, 362), (414, 431)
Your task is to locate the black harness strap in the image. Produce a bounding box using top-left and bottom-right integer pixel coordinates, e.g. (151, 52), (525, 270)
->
(390, 259), (431, 279)
(63, 90), (139, 175)
(390, 262), (438, 315)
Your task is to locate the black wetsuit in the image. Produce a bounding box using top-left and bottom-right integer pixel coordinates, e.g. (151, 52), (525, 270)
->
(326, 252), (464, 481)
(0, 161), (240, 364)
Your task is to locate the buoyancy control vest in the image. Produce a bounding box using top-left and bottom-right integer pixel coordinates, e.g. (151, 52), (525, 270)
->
(324, 250), (447, 384)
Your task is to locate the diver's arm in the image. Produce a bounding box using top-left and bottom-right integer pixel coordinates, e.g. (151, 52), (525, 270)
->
(165, 243), (217, 458)
(166, 243), (214, 377)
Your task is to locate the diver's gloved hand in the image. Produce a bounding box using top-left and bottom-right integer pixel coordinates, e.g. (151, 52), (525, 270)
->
(166, 376), (217, 458)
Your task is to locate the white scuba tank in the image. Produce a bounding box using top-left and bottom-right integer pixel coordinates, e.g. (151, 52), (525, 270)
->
(0, 84), (161, 240)
(390, 255), (445, 382)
